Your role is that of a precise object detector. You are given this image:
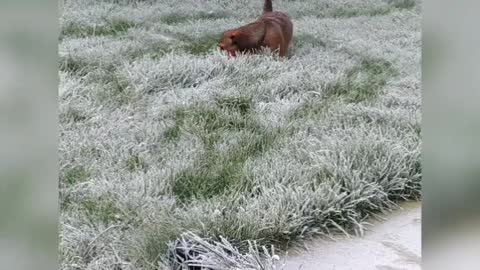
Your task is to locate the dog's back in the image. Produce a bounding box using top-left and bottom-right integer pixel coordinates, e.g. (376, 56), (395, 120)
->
(261, 11), (293, 45)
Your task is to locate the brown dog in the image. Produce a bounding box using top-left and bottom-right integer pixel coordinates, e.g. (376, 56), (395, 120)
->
(218, 0), (293, 57)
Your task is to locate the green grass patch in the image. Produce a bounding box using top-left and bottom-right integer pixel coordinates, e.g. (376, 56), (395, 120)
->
(163, 109), (187, 142)
(81, 198), (123, 224)
(126, 155), (146, 172)
(292, 57), (397, 121)
(192, 107), (254, 146)
(329, 6), (391, 18)
(411, 121), (421, 137)
(325, 57), (397, 103)
(79, 147), (103, 160)
(107, 77), (135, 105)
(59, 55), (93, 75)
(60, 19), (134, 39)
(58, 54), (115, 77)
(63, 165), (90, 186)
(215, 96), (253, 116)
(160, 11), (228, 25)
(172, 130), (279, 201)
(386, 0), (416, 10)
(164, 125), (182, 142)
(195, 11), (229, 20)
(129, 41), (173, 59)
(329, 1), (418, 18)
(180, 33), (221, 55)
(166, 101), (258, 145)
(167, 96), (280, 201)
(60, 107), (88, 123)
(367, 7), (393, 17)
(160, 13), (191, 25)
(59, 42), (172, 77)
(291, 98), (332, 121)
(59, 192), (73, 211)
(193, 106), (247, 134)
(297, 3), (392, 19)
(93, 68), (136, 105)
(294, 33), (326, 48)
(138, 223), (184, 269)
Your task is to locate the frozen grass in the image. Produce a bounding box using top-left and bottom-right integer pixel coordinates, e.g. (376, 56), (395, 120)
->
(59, 0), (421, 269)
(165, 232), (283, 269)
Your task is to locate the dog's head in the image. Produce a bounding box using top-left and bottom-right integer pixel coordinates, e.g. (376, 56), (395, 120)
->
(218, 31), (240, 57)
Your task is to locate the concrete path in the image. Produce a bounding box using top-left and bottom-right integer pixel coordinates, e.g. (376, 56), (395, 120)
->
(283, 202), (421, 270)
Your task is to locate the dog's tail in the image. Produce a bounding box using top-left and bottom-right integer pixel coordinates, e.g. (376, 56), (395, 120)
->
(263, 0), (273, 13)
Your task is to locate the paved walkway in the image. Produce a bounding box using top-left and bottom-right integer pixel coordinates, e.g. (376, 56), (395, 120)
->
(283, 202), (421, 270)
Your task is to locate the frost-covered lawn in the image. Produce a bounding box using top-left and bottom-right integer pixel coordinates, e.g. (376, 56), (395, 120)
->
(59, 0), (421, 269)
